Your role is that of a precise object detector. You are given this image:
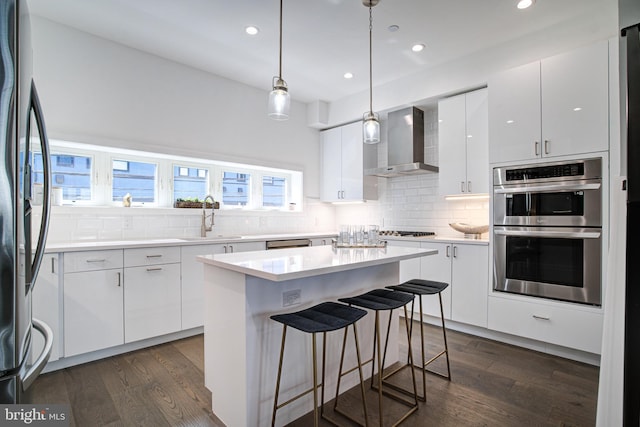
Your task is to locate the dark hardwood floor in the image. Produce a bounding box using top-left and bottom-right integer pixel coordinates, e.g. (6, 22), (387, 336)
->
(29, 322), (599, 427)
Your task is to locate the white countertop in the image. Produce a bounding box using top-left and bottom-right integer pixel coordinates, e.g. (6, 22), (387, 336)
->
(383, 235), (489, 245)
(43, 232), (338, 252)
(197, 245), (437, 282)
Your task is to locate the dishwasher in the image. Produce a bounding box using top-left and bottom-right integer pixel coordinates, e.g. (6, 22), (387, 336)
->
(265, 239), (312, 249)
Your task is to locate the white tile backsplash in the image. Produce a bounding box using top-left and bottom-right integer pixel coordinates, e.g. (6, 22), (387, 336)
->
(37, 198), (337, 244)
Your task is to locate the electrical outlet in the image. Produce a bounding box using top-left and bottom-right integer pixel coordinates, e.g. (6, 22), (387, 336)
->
(283, 289), (301, 307)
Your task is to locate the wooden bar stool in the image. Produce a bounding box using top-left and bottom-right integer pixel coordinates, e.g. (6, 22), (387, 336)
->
(385, 279), (452, 401)
(270, 301), (369, 427)
(339, 289), (418, 426)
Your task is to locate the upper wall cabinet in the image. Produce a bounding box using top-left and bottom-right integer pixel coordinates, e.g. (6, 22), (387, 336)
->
(489, 41), (609, 164)
(320, 121), (377, 202)
(438, 88), (488, 196)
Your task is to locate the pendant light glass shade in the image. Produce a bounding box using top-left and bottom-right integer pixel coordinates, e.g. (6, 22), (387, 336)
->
(363, 111), (380, 144)
(362, 1), (380, 144)
(268, 0), (290, 120)
(268, 77), (290, 120)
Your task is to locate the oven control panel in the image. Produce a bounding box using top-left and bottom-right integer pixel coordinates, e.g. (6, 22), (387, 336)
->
(505, 163), (584, 181)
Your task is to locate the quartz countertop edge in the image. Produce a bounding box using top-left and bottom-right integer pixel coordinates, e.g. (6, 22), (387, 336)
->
(197, 245), (437, 282)
(43, 232), (338, 252)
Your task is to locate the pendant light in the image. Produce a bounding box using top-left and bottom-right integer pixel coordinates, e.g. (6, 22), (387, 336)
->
(363, 0), (380, 144)
(268, 0), (290, 120)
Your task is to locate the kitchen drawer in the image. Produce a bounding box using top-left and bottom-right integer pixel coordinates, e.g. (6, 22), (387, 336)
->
(64, 249), (123, 273)
(124, 246), (180, 267)
(488, 296), (603, 354)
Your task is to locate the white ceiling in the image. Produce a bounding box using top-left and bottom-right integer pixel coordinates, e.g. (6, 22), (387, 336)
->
(28, 0), (618, 104)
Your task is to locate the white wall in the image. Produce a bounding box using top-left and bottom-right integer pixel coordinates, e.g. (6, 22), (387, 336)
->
(31, 17), (339, 242)
(31, 17), (320, 196)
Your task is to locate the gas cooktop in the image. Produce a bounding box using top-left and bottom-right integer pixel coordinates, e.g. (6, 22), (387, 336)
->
(378, 230), (436, 237)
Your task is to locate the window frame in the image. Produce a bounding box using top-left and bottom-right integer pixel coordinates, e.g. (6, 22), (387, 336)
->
(45, 139), (303, 211)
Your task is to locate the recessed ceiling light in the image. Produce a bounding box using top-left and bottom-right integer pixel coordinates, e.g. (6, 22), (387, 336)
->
(573, 107), (582, 111)
(344, 72), (354, 79)
(517, 0), (535, 9)
(245, 26), (259, 35)
(506, 120), (515, 124)
(388, 24), (400, 32)
(412, 44), (425, 52)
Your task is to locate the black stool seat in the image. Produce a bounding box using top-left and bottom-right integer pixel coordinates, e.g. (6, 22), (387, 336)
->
(271, 301), (367, 334)
(338, 289), (414, 311)
(387, 279), (449, 295)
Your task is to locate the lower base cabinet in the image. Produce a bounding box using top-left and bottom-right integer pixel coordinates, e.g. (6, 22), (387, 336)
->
(124, 263), (181, 343)
(488, 296), (603, 354)
(32, 254), (61, 363)
(390, 240), (489, 329)
(64, 268), (124, 357)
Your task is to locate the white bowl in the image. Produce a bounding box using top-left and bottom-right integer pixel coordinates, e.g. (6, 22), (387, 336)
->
(449, 223), (489, 235)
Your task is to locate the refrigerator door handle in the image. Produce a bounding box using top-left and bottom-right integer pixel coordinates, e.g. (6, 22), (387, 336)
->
(26, 81), (51, 292)
(21, 318), (53, 391)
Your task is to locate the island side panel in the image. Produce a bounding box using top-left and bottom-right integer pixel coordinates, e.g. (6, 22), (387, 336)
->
(203, 265), (249, 427)
(244, 262), (401, 427)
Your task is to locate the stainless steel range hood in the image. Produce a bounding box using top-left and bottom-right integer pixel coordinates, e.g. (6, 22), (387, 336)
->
(365, 106), (439, 177)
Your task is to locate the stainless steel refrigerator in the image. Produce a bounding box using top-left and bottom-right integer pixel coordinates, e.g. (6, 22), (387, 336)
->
(0, 0), (53, 403)
(621, 0), (640, 424)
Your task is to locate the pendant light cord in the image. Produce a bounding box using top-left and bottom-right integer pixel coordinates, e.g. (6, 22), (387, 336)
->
(278, 0), (283, 80)
(368, 5), (373, 113)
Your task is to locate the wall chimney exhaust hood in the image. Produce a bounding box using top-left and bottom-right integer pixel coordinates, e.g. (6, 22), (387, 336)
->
(365, 106), (438, 177)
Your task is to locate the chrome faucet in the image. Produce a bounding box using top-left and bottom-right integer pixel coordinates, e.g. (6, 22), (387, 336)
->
(201, 195), (215, 237)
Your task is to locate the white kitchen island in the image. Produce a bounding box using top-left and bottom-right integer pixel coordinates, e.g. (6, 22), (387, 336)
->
(197, 244), (436, 427)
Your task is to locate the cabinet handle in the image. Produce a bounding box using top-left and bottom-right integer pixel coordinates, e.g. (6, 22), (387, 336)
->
(322, 240), (326, 245)
(467, 181), (472, 193)
(116, 272), (121, 287)
(146, 254), (163, 258)
(229, 245), (234, 253)
(544, 140), (550, 154)
(532, 314), (550, 321)
(534, 141), (540, 156)
(146, 267), (163, 272)
(460, 181), (465, 192)
(51, 257), (55, 274)
(86, 259), (106, 263)
(223, 246), (228, 253)
(337, 190), (341, 199)
(446, 246), (451, 257)
(453, 245), (458, 258)
(341, 190), (345, 199)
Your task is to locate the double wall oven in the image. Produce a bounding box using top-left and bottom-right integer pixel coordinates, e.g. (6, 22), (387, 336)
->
(493, 158), (602, 306)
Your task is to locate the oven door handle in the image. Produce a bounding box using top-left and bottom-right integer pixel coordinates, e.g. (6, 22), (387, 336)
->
(494, 229), (601, 239)
(494, 183), (601, 194)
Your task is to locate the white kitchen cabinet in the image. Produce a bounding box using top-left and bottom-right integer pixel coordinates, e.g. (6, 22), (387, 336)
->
(123, 246), (182, 343)
(63, 250), (124, 357)
(487, 296), (603, 354)
(181, 244), (222, 330)
(387, 239), (488, 328)
(320, 121), (377, 202)
(31, 253), (61, 363)
(124, 263), (181, 343)
(420, 241), (488, 327)
(181, 241), (265, 329)
(489, 40), (609, 163)
(438, 88), (488, 195)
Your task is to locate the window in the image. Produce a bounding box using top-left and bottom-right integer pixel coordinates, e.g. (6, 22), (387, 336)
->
(112, 159), (157, 203)
(43, 139), (303, 210)
(32, 152), (93, 202)
(222, 172), (250, 206)
(262, 176), (286, 207)
(173, 165), (209, 201)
